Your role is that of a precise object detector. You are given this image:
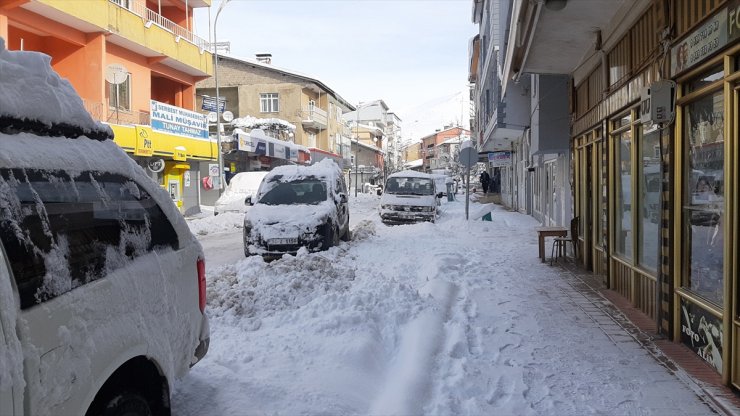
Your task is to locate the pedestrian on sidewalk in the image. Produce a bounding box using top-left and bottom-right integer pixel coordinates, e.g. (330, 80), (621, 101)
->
(480, 170), (490, 195)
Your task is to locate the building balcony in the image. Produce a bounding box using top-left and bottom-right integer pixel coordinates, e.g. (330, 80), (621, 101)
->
(299, 107), (328, 130)
(21, 0), (212, 77)
(82, 99), (151, 126)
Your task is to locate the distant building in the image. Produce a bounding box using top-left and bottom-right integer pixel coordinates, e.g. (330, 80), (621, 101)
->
(196, 54), (355, 174)
(419, 126), (470, 172)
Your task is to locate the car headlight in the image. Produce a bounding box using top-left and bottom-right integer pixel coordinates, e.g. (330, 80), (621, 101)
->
(381, 204), (392, 210)
(421, 206), (433, 212)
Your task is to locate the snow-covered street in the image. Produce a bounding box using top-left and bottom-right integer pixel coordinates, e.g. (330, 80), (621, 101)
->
(174, 195), (716, 415)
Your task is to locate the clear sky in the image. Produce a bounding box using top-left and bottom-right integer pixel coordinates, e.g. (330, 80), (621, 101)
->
(193, 0), (476, 117)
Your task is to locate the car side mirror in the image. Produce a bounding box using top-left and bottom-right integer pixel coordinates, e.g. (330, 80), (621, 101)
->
(245, 195), (253, 206)
(339, 193), (348, 203)
(437, 192), (444, 199)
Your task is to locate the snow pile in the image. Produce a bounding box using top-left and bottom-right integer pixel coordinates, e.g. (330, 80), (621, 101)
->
(0, 38), (111, 138)
(187, 212), (243, 236)
(232, 115), (296, 131)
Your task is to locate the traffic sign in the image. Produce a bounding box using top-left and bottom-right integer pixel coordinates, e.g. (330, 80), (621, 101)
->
(459, 146), (478, 168)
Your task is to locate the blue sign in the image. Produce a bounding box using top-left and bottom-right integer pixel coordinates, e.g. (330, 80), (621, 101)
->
(150, 100), (208, 140)
(255, 141), (266, 155)
(201, 95), (225, 113)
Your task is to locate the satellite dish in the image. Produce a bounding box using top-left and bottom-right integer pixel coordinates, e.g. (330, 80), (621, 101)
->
(222, 111), (234, 122)
(207, 112), (217, 123)
(148, 158), (165, 173)
(105, 64), (128, 85)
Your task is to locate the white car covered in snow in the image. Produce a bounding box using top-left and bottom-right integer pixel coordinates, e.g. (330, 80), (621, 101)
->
(0, 41), (208, 415)
(214, 170), (269, 215)
(379, 170), (443, 224)
(243, 159), (350, 257)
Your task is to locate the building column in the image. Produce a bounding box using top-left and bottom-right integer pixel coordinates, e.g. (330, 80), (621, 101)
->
(0, 14), (8, 44)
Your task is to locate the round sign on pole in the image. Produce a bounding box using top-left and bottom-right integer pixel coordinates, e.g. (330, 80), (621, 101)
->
(222, 110), (234, 122)
(459, 147), (478, 168)
(207, 112), (218, 123)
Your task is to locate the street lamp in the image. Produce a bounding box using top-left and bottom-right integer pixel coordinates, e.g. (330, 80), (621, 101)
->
(213, 0), (231, 194)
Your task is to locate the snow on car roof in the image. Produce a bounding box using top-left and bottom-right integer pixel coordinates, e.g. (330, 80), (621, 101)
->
(0, 38), (112, 140)
(388, 170), (432, 179)
(266, 158), (342, 182)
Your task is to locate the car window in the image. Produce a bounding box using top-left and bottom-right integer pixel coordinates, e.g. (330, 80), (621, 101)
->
(385, 177), (434, 195)
(258, 179), (327, 205)
(0, 168), (178, 309)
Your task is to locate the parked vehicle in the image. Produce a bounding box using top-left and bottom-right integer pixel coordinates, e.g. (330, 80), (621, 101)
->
(379, 171), (443, 224)
(243, 159), (350, 257)
(214, 171), (269, 215)
(0, 43), (209, 416)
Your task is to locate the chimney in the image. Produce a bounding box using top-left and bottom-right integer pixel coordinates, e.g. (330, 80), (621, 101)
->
(255, 53), (272, 64)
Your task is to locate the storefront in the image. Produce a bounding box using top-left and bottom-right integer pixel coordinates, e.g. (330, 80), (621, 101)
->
(232, 129), (310, 174)
(570, 0), (740, 386)
(110, 100), (218, 216)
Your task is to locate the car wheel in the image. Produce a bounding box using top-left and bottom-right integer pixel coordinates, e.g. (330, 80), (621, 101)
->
(102, 392), (151, 416)
(323, 221), (339, 249)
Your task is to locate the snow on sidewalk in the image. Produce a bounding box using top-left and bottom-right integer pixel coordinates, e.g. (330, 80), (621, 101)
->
(172, 198), (716, 415)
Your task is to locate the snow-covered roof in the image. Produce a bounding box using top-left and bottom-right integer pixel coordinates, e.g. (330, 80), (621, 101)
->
(233, 115), (296, 131)
(351, 138), (383, 153)
(0, 38), (112, 140)
(404, 159), (423, 168)
(217, 54), (355, 111)
(266, 158), (342, 182)
(389, 169), (431, 179)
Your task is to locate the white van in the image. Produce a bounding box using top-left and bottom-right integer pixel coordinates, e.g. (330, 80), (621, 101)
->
(214, 171), (269, 215)
(0, 41), (208, 415)
(379, 170), (443, 224)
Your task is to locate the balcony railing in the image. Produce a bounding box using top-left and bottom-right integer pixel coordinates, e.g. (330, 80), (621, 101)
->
(299, 106), (328, 129)
(110, 0), (210, 51)
(82, 99), (151, 126)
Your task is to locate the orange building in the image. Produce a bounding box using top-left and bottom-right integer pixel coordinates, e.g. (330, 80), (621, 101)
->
(0, 0), (215, 215)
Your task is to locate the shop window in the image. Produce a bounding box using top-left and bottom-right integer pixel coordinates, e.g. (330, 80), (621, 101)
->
(637, 125), (661, 272)
(615, 128), (632, 260)
(683, 89), (724, 305)
(685, 65), (724, 94)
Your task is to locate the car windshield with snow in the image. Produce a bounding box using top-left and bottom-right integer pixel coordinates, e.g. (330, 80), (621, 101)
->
(379, 171), (442, 224)
(243, 159), (350, 257)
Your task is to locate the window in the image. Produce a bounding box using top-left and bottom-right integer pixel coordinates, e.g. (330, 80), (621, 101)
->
(108, 73), (131, 111)
(683, 89), (724, 305)
(0, 169), (178, 309)
(615, 127), (632, 260)
(260, 93), (279, 112)
(637, 125), (660, 271)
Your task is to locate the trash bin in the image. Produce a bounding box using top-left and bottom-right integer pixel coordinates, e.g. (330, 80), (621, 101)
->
(446, 183), (454, 201)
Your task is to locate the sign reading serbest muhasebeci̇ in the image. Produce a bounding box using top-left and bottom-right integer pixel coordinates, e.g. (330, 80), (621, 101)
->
(150, 100), (208, 140)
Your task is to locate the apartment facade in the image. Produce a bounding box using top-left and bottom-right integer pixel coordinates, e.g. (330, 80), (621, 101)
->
(470, 0), (571, 224)
(195, 54), (354, 183)
(497, 0), (740, 387)
(402, 142), (423, 171)
(419, 126), (470, 172)
(344, 100), (404, 178)
(1, 0), (217, 216)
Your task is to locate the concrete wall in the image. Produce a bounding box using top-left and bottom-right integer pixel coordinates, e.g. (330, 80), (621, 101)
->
(531, 74), (570, 154)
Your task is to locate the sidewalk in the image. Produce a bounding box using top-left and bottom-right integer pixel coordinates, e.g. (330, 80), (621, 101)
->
(555, 259), (740, 415)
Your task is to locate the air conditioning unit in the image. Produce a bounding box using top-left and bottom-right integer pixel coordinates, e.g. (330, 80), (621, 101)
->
(640, 80), (676, 125)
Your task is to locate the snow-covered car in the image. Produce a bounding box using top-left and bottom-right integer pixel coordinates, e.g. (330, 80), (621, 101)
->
(379, 171), (443, 224)
(243, 159), (350, 257)
(214, 170), (269, 215)
(0, 42), (208, 415)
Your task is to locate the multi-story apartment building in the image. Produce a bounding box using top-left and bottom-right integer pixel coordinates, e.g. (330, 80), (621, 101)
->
(1, 0), (216, 216)
(344, 100), (404, 178)
(195, 54), (354, 187)
(470, 0), (570, 225)
(419, 126), (470, 172)
(402, 142), (423, 171)
(489, 0), (740, 387)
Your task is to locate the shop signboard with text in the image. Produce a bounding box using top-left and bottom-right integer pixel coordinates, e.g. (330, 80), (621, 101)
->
(150, 100), (208, 140)
(680, 299), (723, 374)
(489, 151), (512, 167)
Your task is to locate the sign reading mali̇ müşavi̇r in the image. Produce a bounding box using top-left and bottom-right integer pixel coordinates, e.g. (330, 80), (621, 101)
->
(150, 100), (208, 140)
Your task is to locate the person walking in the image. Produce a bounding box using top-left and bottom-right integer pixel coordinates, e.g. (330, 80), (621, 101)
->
(480, 170), (490, 195)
